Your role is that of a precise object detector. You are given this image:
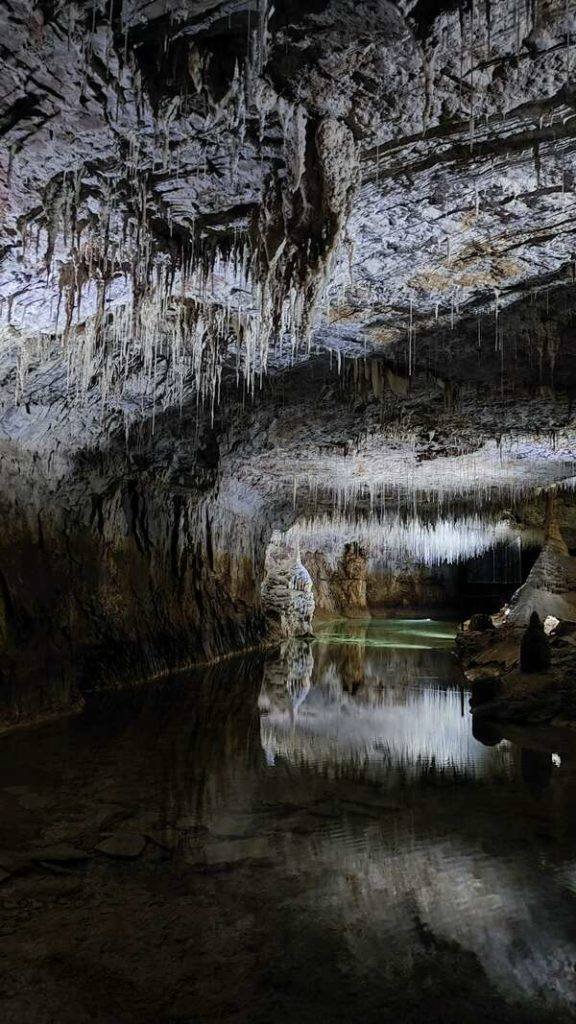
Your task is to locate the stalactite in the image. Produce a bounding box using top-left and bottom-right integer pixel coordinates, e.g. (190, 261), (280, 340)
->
(0, 2), (366, 429)
(251, 115), (359, 359)
(287, 511), (527, 569)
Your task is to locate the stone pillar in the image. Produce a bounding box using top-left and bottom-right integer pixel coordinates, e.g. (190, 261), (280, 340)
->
(508, 491), (576, 625)
(261, 536), (315, 637)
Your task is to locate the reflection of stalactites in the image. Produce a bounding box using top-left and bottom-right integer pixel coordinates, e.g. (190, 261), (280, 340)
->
(336, 637), (366, 694)
(289, 679), (311, 724)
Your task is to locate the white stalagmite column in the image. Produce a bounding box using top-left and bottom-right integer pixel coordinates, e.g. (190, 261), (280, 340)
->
(508, 492), (576, 625)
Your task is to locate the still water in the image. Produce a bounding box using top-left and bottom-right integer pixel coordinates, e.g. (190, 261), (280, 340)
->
(1, 619), (576, 1024)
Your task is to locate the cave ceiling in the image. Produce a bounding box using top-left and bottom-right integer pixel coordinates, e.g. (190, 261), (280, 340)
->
(1, 0), (576, 507)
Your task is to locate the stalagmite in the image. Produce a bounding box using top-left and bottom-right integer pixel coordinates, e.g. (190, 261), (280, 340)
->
(508, 492), (576, 624)
(519, 611), (551, 672)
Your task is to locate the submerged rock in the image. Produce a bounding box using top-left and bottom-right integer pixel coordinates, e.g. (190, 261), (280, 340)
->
(95, 833), (147, 859)
(468, 671), (503, 707)
(0, 850), (30, 874)
(471, 719), (504, 746)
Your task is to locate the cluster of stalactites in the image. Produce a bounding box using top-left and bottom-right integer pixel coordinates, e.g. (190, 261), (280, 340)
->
(252, 113), (359, 355)
(287, 511), (524, 569)
(49, 113), (357, 422)
(1, 0), (362, 425)
(65, 274), (268, 427)
(289, 449), (576, 521)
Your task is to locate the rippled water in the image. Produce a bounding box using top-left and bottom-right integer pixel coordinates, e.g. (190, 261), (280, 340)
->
(2, 619), (576, 1024)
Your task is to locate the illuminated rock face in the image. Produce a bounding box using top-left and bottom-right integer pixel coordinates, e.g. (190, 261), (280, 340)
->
(304, 543), (369, 619)
(509, 497), (576, 625)
(4, 0), (576, 421)
(366, 563), (451, 611)
(262, 538), (315, 638)
(2, 1), (576, 717)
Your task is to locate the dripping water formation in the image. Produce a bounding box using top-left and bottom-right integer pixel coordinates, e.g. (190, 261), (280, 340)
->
(3, 2), (576, 1022)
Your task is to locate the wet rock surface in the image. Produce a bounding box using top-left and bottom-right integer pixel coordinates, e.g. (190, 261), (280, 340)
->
(95, 833), (147, 859)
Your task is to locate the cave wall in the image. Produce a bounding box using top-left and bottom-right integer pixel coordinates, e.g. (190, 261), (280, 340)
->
(307, 546), (526, 620)
(305, 544), (369, 619)
(0, 442), (269, 727)
(308, 552), (456, 619)
(366, 563), (456, 612)
(2, 0), (576, 730)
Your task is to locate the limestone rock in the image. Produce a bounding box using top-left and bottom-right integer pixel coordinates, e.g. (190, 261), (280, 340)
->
(304, 543), (368, 619)
(262, 538), (315, 638)
(509, 497), (576, 626)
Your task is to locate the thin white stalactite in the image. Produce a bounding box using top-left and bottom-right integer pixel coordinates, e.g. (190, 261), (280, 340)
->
(287, 511), (534, 569)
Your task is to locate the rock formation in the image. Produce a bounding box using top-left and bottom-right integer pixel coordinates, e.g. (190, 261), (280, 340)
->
(519, 611), (552, 673)
(261, 536), (315, 638)
(456, 496), (576, 724)
(305, 542), (369, 619)
(367, 562), (452, 612)
(508, 494), (576, 625)
(468, 613), (496, 633)
(2, 1), (576, 722)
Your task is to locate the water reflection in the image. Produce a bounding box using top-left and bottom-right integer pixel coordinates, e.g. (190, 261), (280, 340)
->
(2, 623), (576, 1023)
(259, 620), (512, 783)
(252, 620), (576, 1019)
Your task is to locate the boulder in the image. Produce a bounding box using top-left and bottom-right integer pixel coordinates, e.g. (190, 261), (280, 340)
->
(95, 833), (147, 859)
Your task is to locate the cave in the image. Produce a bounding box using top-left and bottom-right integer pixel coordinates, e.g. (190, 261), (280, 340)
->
(2, 2), (576, 1022)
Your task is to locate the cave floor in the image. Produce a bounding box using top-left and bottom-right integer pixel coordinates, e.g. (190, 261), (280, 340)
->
(1, 620), (576, 1024)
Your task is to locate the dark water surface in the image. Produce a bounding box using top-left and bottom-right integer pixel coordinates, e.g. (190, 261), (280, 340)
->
(2, 619), (576, 1024)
